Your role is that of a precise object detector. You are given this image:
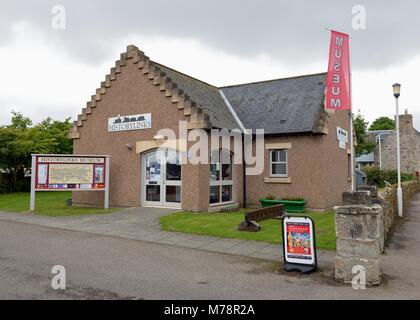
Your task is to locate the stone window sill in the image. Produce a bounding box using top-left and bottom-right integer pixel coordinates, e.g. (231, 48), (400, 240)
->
(208, 202), (239, 213)
(264, 177), (292, 184)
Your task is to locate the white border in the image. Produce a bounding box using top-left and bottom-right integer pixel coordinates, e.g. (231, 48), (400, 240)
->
(283, 216), (315, 265)
(141, 149), (182, 209)
(269, 149), (288, 178)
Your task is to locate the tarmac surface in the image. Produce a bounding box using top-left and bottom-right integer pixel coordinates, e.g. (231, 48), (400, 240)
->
(1, 196), (420, 299)
(0, 207), (334, 265)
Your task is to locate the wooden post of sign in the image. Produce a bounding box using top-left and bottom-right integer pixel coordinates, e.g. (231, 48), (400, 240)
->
(104, 155), (110, 209)
(30, 155), (36, 212)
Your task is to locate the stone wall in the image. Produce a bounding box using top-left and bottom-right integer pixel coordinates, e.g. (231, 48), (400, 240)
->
(335, 180), (420, 286)
(379, 179), (420, 240)
(334, 191), (383, 285)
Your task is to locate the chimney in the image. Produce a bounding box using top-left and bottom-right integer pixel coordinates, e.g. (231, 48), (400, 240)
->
(399, 109), (413, 131)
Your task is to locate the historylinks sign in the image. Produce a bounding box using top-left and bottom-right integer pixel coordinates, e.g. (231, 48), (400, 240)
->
(108, 113), (152, 132)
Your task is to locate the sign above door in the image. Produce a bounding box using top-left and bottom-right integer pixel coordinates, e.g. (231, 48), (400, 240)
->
(108, 113), (152, 132)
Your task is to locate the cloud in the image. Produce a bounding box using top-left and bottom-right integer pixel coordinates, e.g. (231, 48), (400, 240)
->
(0, 24), (322, 125)
(1, 0), (420, 69)
(1, 0), (419, 129)
(0, 21), (111, 125)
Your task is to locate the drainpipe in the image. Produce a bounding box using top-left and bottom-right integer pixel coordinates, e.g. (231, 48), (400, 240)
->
(242, 134), (247, 208)
(376, 133), (382, 171)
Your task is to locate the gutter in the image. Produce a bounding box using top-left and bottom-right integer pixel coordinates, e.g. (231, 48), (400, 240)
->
(218, 89), (248, 208)
(218, 89), (246, 133)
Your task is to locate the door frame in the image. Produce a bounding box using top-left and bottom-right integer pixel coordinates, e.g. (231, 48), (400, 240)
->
(141, 149), (182, 209)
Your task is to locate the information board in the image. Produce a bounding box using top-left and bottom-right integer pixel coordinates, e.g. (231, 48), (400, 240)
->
(34, 156), (107, 190)
(282, 216), (317, 273)
(30, 154), (110, 211)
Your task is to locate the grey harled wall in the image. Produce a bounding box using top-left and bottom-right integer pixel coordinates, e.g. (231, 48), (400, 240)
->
(379, 112), (420, 173)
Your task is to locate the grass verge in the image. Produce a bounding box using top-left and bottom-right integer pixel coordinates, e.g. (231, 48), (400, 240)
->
(0, 192), (118, 217)
(160, 209), (336, 250)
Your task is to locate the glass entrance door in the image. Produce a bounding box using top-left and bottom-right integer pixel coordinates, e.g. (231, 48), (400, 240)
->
(163, 149), (181, 206)
(143, 149), (181, 208)
(144, 151), (162, 205)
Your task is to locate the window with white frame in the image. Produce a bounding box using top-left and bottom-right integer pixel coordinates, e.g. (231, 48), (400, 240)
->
(209, 149), (233, 204)
(270, 149), (288, 177)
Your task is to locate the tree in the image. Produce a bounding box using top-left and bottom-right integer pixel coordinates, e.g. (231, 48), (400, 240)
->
(35, 117), (73, 154)
(0, 112), (73, 192)
(0, 123), (34, 192)
(10, 110), (32, 129)
(369, 116), (395, 131)
(353, 112), (376, 157)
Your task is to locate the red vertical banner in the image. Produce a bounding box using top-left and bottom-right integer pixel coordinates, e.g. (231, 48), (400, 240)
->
(326, 30), (351, 110)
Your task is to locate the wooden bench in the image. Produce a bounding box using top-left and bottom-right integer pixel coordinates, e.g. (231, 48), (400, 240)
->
(237, 204), (285, 232)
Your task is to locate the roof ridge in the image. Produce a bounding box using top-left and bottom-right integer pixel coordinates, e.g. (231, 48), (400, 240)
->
(219, 72), (327, 89)
(153, 62), (218, 90)
(69, 44), (213, 139)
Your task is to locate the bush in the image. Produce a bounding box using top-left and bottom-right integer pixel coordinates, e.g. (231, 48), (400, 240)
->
(0, 173), (7, 194)
(263, 194), (305, 201)
(0, 171), (30, 193)
(364, 166), (382, 186)
(281, 197), (305, 201)
(15, 177), (30, 192)
(364, 165), (416, 188)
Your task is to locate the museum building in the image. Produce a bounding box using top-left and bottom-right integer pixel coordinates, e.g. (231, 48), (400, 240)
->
(69, 45), (352, 211)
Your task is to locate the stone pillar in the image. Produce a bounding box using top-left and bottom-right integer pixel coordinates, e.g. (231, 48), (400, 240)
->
(357, 186), (378, 198)
(334, 191), (383, 286)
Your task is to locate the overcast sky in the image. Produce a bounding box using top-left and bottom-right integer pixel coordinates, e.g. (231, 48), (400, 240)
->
(1, 0), (420, 129)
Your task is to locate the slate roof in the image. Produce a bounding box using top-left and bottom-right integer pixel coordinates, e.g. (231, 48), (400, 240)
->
(155, 63), (240, 130)
(356, 152), (375, 163)
(70, 45), (328, 140)
(366, 130), (394, 138)
(153, 64), (327, 134)
(220, 73), (327, 135)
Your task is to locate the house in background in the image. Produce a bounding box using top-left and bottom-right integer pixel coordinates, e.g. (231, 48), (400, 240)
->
(356, 152), (374, 170)
(356, 111), (420, 175)
(356, 130), (393, 170)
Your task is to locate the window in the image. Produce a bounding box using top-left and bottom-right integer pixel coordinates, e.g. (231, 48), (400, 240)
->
(348, 154), (351, 177)
(270, 149), (288, 177)
(166, 150), (181, 181)
(209, 149), (233, 204)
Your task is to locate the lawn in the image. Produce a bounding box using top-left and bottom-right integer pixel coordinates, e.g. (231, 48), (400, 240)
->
(160, 209), (336, 250)
(0, 192), (118, 217)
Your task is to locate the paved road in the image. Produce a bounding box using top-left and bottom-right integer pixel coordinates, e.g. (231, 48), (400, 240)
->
(0, 207), (334, 264)
(1, 220), (419, 299)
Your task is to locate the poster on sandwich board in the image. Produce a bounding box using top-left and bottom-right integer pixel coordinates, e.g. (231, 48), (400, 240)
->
(282, 216), (317, 273)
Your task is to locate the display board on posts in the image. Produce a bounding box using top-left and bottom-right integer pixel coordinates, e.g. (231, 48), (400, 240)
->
(30, 154), (110, 211)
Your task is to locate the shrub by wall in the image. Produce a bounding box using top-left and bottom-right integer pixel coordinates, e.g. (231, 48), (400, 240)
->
(364, 166), (415, 188)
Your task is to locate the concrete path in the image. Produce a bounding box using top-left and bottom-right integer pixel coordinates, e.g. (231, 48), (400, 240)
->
(0, 207), (335, 268)
(380, 192), (420, 296)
